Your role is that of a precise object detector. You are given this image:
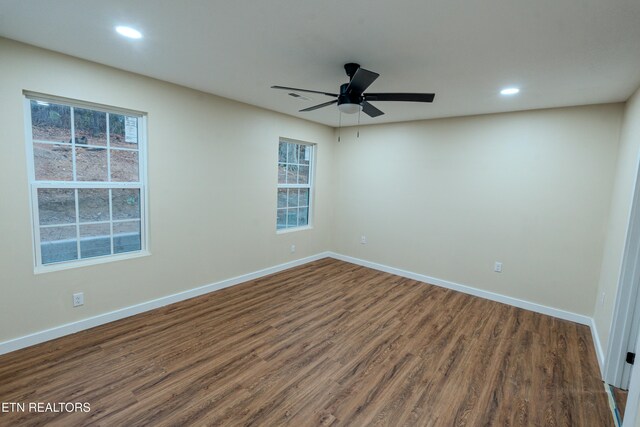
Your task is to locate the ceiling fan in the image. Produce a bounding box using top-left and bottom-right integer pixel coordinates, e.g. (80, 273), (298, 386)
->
(272, 63), (435, 118)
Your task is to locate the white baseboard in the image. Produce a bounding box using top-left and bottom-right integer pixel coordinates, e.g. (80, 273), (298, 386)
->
(0, 250), (599, 363)
(590, 318), (606, 376)
(0, 252), (331, 356)
(327, 252), (593, 326)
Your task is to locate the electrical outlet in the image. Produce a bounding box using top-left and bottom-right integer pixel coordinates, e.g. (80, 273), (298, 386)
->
(73, 292), (84, 307)
(600, 292), (606, 307)
(494, 262), (503, 273)
(290, 244), (296, 253)
(360, 235), (367, 244)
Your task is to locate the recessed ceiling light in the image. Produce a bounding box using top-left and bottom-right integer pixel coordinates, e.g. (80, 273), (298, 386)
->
(500, 87), (520, 95)
(115, 26), (142, 39)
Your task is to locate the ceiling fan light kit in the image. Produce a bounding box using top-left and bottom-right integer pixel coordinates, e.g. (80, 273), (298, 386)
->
(338, 102), (362, 114)
(272, 63), (435, 118)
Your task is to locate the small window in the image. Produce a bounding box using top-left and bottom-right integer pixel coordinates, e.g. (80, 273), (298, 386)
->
(25, 94), (147, 271)
(277, 139), (314, 231)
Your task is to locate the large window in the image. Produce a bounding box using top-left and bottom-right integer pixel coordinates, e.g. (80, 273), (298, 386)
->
(277, 139), (314, 231)
(25, 94), (147, 271)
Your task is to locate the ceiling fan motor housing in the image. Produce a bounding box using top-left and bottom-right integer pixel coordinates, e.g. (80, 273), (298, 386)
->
(338, 82), (362, 107)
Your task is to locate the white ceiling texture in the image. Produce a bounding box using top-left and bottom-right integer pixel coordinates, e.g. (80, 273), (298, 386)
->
(1, 0), (639, 127)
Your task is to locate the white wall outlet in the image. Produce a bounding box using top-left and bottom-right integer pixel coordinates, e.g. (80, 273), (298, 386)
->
(494, 262), (503, 273)
(73, 292), (84, 307)
(600, 292), (606, 307)
(361, 235), (367, 244)
(290, 244), (296, 253)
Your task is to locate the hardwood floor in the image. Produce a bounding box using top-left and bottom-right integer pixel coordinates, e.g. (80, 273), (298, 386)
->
(0, 258), (613, 426)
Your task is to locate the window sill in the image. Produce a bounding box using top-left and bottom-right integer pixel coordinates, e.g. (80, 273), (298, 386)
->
(276, 225), (313, 235)
(34, 250), (151, 275)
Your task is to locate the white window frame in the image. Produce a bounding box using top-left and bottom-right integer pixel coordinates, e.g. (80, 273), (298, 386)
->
(24, 92), (150, 273)
(276, 138), (315, 233)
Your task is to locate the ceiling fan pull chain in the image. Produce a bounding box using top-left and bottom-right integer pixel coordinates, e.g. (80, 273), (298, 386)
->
(338, 111), (342, 142)
(357, 108), (361, 138)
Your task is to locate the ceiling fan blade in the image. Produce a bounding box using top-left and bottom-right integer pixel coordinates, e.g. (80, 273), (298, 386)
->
(364, 93), (435, 103)
(345, 68), (379, 94)
(299, 99), (338, 112)
(271, 85), (337, 97)
(361, 101), (384, 118)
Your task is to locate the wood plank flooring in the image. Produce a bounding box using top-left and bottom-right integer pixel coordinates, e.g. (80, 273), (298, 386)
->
(0, 258), (613, 426)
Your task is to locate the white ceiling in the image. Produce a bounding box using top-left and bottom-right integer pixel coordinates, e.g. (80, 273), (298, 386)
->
(1, 0), (639, 127)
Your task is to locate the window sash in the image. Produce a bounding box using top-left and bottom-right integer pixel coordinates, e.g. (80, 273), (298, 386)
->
(31, 183), (146, 267)
(27, 100), (141, 184)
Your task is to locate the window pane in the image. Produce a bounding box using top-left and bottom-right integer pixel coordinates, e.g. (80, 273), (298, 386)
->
(114, 221), (141, 253)
(287, 188), (299, 207)
(299, 165), (309, 184)
(109, 114), (139, 149)
(111, 149), (139, 182)
(74, 108), (106, 146)
(37, 188), (76, 225)
(34, 143), (73, 181)
(287, 143), (296, 163)
(41, 225), (77, 264)
(298, 145), (310, 165)
(299, 188), (309, 207)
(78, 189), (110, 223)
(278, 142), (287, 163)
(287, 208), (298, 227)
(30, 101), (71, 142)
(277, 189), (288, 208)
(278, 163), (286, 184)
(76, 147), (108, 181)
(299, 207), (309, 226)
(277, 209), (286, 229)
(286, 165), (298, 184)
(112, 189), (140, 220)
(80, 223), (111, 259)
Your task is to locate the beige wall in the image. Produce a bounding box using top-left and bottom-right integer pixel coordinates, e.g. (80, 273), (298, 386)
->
(0, 36), (630, 347)
(594, 87), (640, 355)
(331, 105), (623, 315)
(0, 38), (334, 343)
